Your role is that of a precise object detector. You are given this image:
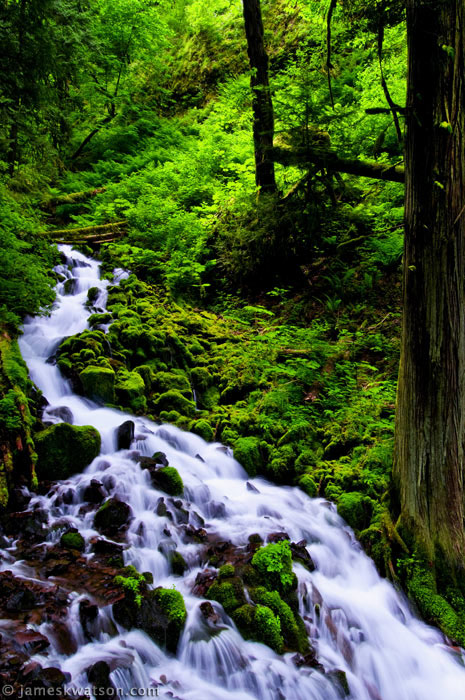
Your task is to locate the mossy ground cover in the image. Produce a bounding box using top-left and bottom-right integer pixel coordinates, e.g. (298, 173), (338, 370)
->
(56, 261), (399, 558)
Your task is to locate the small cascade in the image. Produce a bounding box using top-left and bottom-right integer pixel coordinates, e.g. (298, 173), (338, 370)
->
(0, 244), (461, 699)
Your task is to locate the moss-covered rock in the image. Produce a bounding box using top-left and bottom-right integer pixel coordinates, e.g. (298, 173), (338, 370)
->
(151, 466), (184, 496)
(233, 436), (263, 476)
(251, 540), (295, 594)
(337, 491), (373, 531)
(155, 390), (196, 417)
(250, 586), (308, 653)
(80, 366), (115, 404)
(232, 604), (283, 653)
(151, 587), (187, 651)
(207, 575), (246, 614)
(35, 423), (101, 480)
(190, 419), (214, 442)
(170, 550), (188, 576)
(115, 370), (146, 413)
(61, 531), (85, 552)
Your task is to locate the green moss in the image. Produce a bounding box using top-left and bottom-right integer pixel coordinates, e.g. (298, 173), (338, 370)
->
(218, 564), (235, 579)
(80, 365), (115, 404)
(153, 371), (192, 396)
(35, 423), (101, 480)
(116, 370), (146, 413)
(254, 605), (284, 653)
(190, 419), (214, 442)
(60, 531), (85, 552)
(233, 436), (262, 476)
(114, 566), (146, 606)
(155, 390), (196, 417)
(207, 576), (246, 614)
(299, 473), (318, 497)
(406, 560), (465, 645)
(252, 540), (294, 594)
(154, 466), (184, 496)
(337, 491), (373, 531)
(152, 587), (187, 631)
(170, 550), (188, 576)
(87, 287), (100, 304)
(251, 586), (308, 653)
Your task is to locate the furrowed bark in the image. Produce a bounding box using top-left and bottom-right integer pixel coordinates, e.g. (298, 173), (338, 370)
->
(394, 0), (465, 572)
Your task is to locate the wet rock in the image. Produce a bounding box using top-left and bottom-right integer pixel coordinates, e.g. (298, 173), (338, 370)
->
(62, 488), (75, 505)
(327, 669), (350, 696)
(152, 451), (169, 466)
(246, 481), (260, 493)
(192, 569), (217, 597)
(6, 488), (31, 512)
(267, 532), (290, 543)
(83, 479), (106, 504)
(79, 599), (99, 641)
(87, 661), (116, 699)
(170, 550), (187, 576)
(248, 533), (263, 546)
(94, 498), (132, 536)
(13, 629), (50, 653)
(90, 537), (124, 557)
(156, 497), (167, 517)
(195, 453), (205, 463)
(207, 501), (226, 519)
(292, 650), (325, 672)
(116, 420), (135, 450)
(170, 499), (189, 524)
(47, 406), (74, 424)
(183, 524), (208, 543)
(290, 540), (315, 572)
(2, 508), (48, 540)
(22, 666), (71, 693)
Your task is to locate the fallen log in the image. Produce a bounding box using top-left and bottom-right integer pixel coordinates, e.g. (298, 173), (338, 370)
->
(49, 221), (127, 239)
(40, 188), (106, 211)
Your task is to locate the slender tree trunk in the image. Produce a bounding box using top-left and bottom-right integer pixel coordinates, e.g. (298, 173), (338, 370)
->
(394, 0), (465, 572)
(242, 0), (276, 193)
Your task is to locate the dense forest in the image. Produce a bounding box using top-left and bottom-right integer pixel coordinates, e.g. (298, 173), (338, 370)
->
(1, 0), (465, 697)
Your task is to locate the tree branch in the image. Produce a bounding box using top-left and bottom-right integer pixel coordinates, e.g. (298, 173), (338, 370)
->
(271, 146), (405, 183)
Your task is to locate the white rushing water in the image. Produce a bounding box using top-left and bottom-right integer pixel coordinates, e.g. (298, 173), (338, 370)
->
(11, 245), (465, 699)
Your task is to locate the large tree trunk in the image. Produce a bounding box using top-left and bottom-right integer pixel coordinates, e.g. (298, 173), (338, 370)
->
(394, 0), (465, 572)
(242, 0), (276, 193)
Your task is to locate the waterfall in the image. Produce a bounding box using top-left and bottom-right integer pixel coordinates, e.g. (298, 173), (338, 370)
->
(7, 244), (465, 699)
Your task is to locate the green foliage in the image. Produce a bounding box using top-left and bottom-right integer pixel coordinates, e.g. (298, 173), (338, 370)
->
(252, 540), (295, 594)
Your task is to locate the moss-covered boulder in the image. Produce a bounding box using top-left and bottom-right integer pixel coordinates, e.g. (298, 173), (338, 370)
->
(207, 575), (247, 614)
(113, 584), (187, 653)
(80, 366), (115, 404)
(151, 466), (184, 496)
(155, 390), (196, 417)
(233, 437), (263, 476)
(250, 586), (308, 653)
(190, 419), (214, 442)
(232, 604), (284, 653)
(60, 531), (85, 552)
(35, 423), (101, 480)
(115, 370), (146, 413)
(337, 491), (373, 531)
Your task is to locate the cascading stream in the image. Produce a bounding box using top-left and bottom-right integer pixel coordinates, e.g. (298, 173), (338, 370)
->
(5, 244), (464, 699)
